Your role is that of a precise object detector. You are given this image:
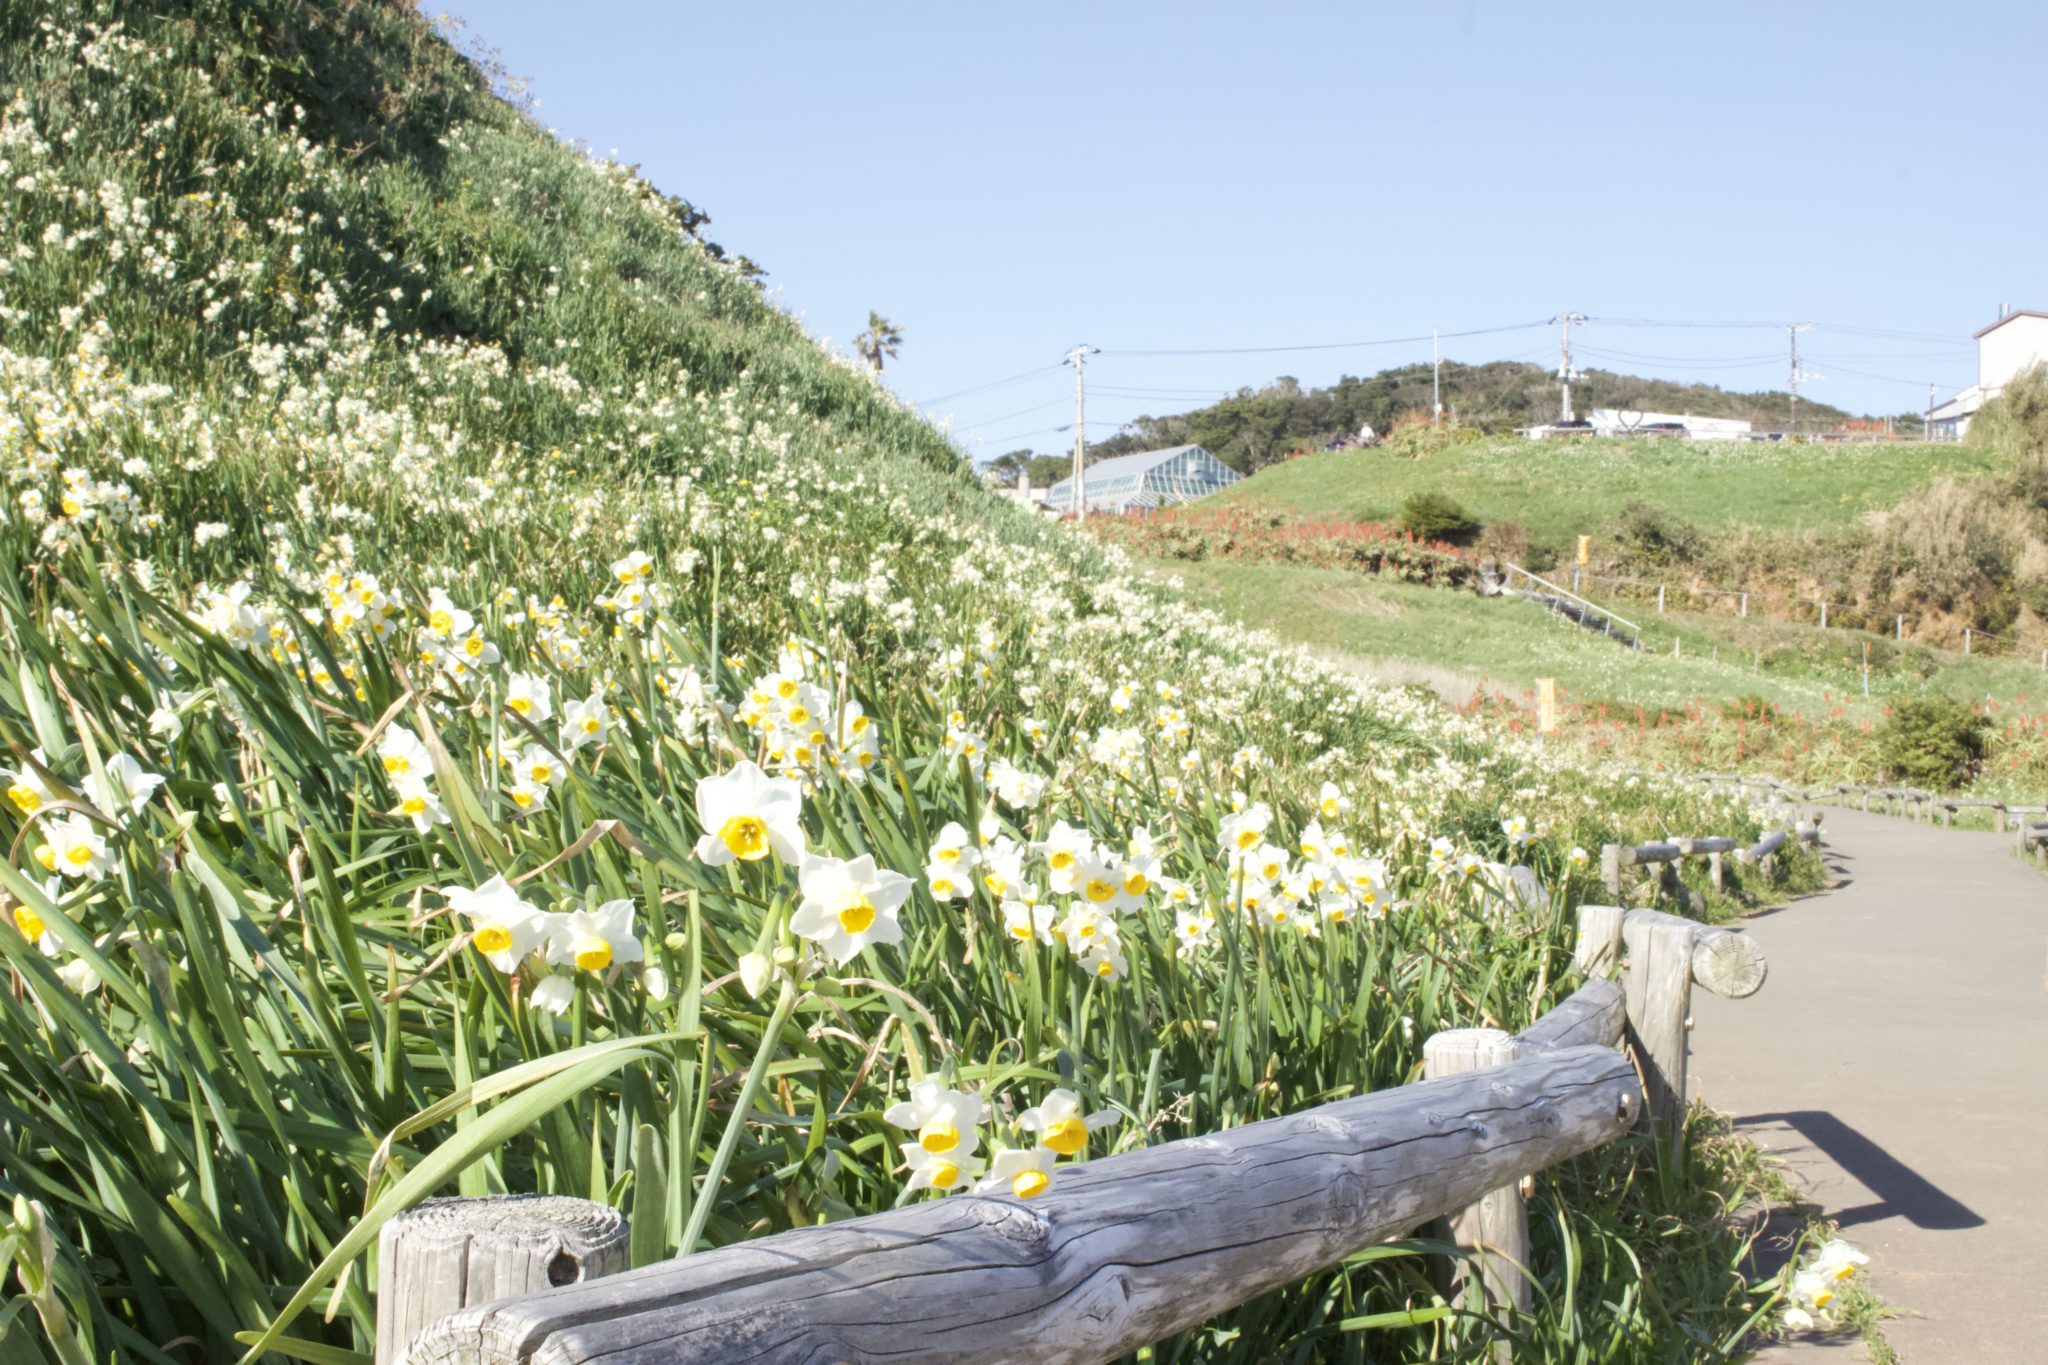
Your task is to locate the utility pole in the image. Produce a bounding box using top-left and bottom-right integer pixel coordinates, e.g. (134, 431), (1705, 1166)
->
(1432, 327), (1442, 427)
(1926, 381), (1936, 443)
(1786, 323), (1816, 433)
(1064, 344), (1099, 521)
(1551, 313), (1586, 423)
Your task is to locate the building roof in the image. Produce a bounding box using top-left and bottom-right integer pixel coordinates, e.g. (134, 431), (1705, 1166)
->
(1973, 309), (2048, 340)
(1045, 444), (1208, 495)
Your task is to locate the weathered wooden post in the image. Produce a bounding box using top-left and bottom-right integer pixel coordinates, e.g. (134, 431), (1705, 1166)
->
(1424, 1029), (1532, 1338)
(1618, 909), (1766, 1160)
(1600, 843), (1623, 896)
(376, 1196), (628, 1365)
(1574, 903), (1626, 979)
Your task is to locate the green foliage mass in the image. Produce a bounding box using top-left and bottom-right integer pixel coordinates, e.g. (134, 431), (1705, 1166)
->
(1085, 361), (1860, 474)
(1397, 492), (1481, 544)
(1875, 698), (1993, 791)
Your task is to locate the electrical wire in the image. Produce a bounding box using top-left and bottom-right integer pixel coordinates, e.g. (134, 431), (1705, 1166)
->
(1101, 319), (1550, 358)
(911, 364), (1063, 408)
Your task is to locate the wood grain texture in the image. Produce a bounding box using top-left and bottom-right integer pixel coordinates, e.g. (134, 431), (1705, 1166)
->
(1621, 916), (1695, 1156)
(1423, 1029), (1531, 1327)
(1572, 905), (1626, 981)
(1622, 907), (1767, 1000)
(1517, 978), (1625, 1053)
(377, 1196), (627, 1365)
(406, 1048), (1640, 1365)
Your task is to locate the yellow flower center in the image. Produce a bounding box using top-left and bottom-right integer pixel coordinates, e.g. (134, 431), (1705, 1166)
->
(474, 924), (513, 954)
(1010, 922), (1035, 940)
(1095, 958), (1117, 978)
(401, 795), (428, 816)
(837, 896), (876, 935)
(1122, 870), (1148, 896)
(464, 636), (485, 658)
(1083, 877), (1116, 904)
(983, 872), (1007, 895)
(787, 704), (809, 725)
(936, 847), (960, 865)
(719, 815), (770, 860)
(34, 844), (56, 872)
(430, 610), (454, 633)
(931, 878), (955, 898)
(1041, 1115), (1088, 1155)
(14, 905), (46, 941)
(1321, 799), (1340, 818)
(383, 755), (411, 775)
(528, 763), (553, 784)
(1235, 829), (1260, 850)
(917, 1121), (959, 1153)
(580, 716), (601, 734)
(575, 937), (612, 972)
(6, 783), (40, 813)
(1812, 1287), (1834, 1309)
(1012, 1169), (1050, 1199)
(510, 695), (532, 714)
(777, 680), (798, 699)
(1048, 850), (1074, 871)
(64, 844), (92, 867)
(928, 1159), (960, 1188)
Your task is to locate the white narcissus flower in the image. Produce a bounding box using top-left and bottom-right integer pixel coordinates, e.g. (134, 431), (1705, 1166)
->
(391, 777), (449, 833)
(1782, 1306), (1815, 1331)
(792, 853), (911, 964)
(610, 549), (654, 583)
(901, 1143), (984, 1194)
(1218, 803), (1271, 857)
(561, 695), (610, 750)
(978, 1144), (1057, 1199)
(38, 813), (114, 881)
(504, 673), (553, 723)
(82, 753), (164, 820)
(10, 878), (64, 958)
(1792, 1269), (1836, 1311)
(883, 1081), (984, 1159)
(6, 748), (55, 815)
(926, 821), (980, 873)
(529, 974), (575, 1015)
(1812, 1239), (1868, 1281)
(377, 724), (430, 782)
(1017, 1088), (1091, 1156)
(694, 760), (806, 866)
(1568, 845), (1590, 870)
(1001, 899), (1055, 946)
(1500, 815), (1530, 846)
(547, 899), (644, 974)
(1034, 820), (1093, 894)
(445, 875), (546, 973)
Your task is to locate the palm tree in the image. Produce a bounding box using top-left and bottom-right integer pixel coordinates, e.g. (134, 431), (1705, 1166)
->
(855, 311), (903, 373)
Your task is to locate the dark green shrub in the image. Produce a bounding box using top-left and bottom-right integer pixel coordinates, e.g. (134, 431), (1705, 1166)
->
(1875, 696), (1993, 791)
(1617, 500), (1699, 565)
(1398, 491), (1480, 544)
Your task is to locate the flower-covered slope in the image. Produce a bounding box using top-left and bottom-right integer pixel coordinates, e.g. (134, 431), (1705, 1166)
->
(0, 5), (1794, 1360)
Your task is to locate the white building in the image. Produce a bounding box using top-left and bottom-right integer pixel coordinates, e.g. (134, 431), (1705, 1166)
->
(1929, 308), (2048, 440)
(1586, 409), (1752, 441)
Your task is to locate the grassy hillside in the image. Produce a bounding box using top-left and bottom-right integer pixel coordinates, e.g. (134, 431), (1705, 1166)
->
(1082, 361), (1865, 473)
(0, 6), (1830, 1363)
(1221, 434), (2002, 560)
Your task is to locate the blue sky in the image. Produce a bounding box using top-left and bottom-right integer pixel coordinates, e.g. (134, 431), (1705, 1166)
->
(445, 1), (2037, 455)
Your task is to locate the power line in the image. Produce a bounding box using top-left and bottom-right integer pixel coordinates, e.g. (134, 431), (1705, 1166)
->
(1101, 319), (1550, 358)
(911, 363), (1063, 408)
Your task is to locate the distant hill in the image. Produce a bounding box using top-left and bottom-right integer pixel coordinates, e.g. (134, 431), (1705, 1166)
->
(1082, 360), (1868, 473)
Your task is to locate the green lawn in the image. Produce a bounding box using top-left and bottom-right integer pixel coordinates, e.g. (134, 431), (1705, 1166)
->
(1220, 435), (2002, 549)
(1149, 557), (2048, 717)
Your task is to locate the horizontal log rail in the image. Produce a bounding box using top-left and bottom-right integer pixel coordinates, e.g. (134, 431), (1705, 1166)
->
(372, 919), (1769, 1364)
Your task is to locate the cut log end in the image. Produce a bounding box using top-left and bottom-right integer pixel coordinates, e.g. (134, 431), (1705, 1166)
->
(1690, 930), (1767, 999)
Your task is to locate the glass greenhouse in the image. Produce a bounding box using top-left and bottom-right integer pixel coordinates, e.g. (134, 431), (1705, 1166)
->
(1042, 444), (1242, 516)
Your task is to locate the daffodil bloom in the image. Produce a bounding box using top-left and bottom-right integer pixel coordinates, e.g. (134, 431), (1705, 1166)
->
(529, 974), (575, 1015)
(1218, 803), (1272, 859)
(1317, 781), (1352, 821)
(515, 743), (568, 788)
(925, 863), (970, 903)
(377, 724), (430, 782)
(883, 1081), (984, 1159)
(1811, 1239), (1868, 1281)
(6, 749), (55, 815)
(610, 549), (654, 583)
(979, 836), (1028, 898)
(391, 776), (450, 833)
(446, 875), (546, 973)
(561, 694), (610, 750)
(1035, 820), (1093, 894)
(901, 1143), (984, 1194)
(1056, 906), (1116, 953)
(1082, 944), (1128, 980)
(692, 760), (806, 866)
(1017, 1088), (1092, 1156)
(546, 898), (644, 974)
(505, 778), (550, 815)
(1792, 1269), (1836, 1311)
(1001, 898), (1056, 945)
(505, 673), (553, 722)
(11, 879), (64, 958)
(82, 753), (163, 821)
(42, 814), (113, 881)
(793, 852), (911, 963)
(978, 1144), (1057, 1200)
(927, 822), (981, 873)
(1500, 815), (1530, 847)
(986, 758), (1046, 810)
(1569, 845), (1590, 869)
(1782, 1306), (1816, 1331)
(1173, 909), (1213, 957)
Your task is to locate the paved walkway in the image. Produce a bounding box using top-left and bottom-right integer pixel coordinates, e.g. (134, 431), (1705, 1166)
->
(1692, 808), (2048, 1362)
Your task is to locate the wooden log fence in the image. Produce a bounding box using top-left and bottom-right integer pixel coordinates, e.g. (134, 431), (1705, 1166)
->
(371, 913), (1769, 1363)
(1656, 769), (2048, 862)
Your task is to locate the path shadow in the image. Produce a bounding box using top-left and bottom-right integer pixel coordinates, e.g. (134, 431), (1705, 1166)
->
(1741, 1110), (1985, 1231)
